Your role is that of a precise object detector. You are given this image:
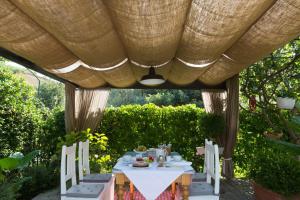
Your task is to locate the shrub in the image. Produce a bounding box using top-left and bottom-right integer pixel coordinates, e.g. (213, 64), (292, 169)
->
(201, 114), (225, 140)
(0, 67), (44, 157)
(234, 110), (300, 176)
(38, 107), (65, 164)
(56, 129), (110, 173)
(18, 165), (59, 200)
(249, 149), (300, 196)
(99, 104), (223, 171)
(0, 151), (39, 200)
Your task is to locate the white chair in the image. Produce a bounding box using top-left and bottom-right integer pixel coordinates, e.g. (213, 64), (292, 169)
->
(78, 140), (115, 200)
(60, 144), (106, 200)
(78, 140), (112, 183)
(192, 139), (213, 182)
(176, 142), (220, 200)
(189, 143), (220, 200)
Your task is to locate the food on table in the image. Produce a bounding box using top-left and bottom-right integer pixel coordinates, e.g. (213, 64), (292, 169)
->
(136, 157), (144, 161)
(132, 161), (149, 167)
(148, 155), (154, 162)
(144, 155), (154, 163)
(135, 145), (147, 152)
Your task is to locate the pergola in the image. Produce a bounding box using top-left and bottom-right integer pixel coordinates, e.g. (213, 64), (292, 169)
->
(0, 0), (299, 179)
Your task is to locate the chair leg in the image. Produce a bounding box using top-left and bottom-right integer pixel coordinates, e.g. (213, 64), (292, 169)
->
(130, 181), (134, 200)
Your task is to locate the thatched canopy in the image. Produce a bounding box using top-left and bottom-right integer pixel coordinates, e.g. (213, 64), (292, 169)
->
(0, 0), (299, 88)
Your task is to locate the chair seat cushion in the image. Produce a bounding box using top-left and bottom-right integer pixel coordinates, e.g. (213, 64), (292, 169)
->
(192, 172), (206, 182)
(81, 173), (112, 183)
(64, 184), (104, 198)
(189, 182), (214, 196)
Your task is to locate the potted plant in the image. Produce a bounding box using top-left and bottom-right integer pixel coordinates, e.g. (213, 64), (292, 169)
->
(249, 150), (300, 200)
(277, 88), (296, 110)
(202, 113), (225, 154)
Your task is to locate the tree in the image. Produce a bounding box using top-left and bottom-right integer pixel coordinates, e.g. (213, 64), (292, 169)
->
(240, 38), (300, 143)
(38, 81), (64, 109)
(107, 89), (203, 107)
(0, 66), (44, 156)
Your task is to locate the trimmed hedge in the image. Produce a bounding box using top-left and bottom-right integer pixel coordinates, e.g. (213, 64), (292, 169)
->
(99, 104), (214, 170)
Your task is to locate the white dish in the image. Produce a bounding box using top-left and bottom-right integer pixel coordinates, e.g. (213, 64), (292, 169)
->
(129, 163), (151, 168)
(173, 155), (182, 161)
(122, 155), (133, 163)
(134, 150), (146, 154)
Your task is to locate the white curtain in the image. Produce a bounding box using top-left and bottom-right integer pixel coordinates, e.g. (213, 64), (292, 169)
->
(201, 89), (227, 115)
(65, 83), (110, 133)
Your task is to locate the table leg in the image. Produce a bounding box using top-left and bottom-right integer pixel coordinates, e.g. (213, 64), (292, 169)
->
(171, 182), (176, 200)
(116, 174), (125, 200)
(130, 181), (134, 200)
(181, 174), (192, 200)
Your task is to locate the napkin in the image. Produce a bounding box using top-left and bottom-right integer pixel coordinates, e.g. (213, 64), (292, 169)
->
(170, 161), (192, 167)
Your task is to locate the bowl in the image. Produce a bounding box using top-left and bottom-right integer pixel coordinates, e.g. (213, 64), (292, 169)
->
(173, 155), (182, 161)
(123, 155), (132, 163)
(134, 150), (147, 154)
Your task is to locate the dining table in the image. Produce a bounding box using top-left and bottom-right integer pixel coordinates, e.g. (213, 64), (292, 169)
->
(113, 152), (195, 200)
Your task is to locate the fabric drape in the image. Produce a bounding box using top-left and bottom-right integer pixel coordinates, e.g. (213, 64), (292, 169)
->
(201, 90), (227, 115)
(75, 88), (110, 132)
(222, 75), (239, 179)
(1, 0), (299, 88)
(65, 83), (76, 133)
(201, 89), (227, 146)
(64, 83), (110, 133)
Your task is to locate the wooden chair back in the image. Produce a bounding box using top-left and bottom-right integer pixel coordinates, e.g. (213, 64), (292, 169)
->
(78, 140), (90, 181)
(61, 143), (77, 195)
(206, 142), (220, 195)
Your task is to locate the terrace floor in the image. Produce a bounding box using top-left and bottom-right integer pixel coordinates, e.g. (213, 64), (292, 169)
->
(33, 178), (253, 200)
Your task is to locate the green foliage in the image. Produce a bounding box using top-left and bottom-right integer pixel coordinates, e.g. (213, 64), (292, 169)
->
(0, 67), (45, 156)
(38, 107), (65, 163)
(107, 89), (203, 107)
(0, 151), (39, 181)
(56, 129), (110, 173)
(0, 151), (39, 200)
(240, 38), (300, 142)
(18, 165), (59, 200)
(201, 114), (225, 140)
(99, 104), (222, 171)
(5, 151), (35, 170)
(249, 150), (300, 196)
(234, 110), (300, 196)
(0, 178), (28, 200)
(38, 81), (64, 109)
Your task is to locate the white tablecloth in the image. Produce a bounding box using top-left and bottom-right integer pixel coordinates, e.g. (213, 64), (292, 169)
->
(113, 156), (194, 200)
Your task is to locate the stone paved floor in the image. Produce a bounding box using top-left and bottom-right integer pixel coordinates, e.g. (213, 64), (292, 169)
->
(33, 179), (253, 200)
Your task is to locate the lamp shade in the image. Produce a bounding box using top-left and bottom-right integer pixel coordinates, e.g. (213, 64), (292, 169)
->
(139, 67), (166, 86)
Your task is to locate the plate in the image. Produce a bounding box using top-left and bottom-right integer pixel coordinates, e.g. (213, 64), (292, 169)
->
(133, 150), (147, 154)
(130, 161), (150, 168)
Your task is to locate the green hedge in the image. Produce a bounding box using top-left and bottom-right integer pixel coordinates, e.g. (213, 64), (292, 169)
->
(99, 104), (213, 171)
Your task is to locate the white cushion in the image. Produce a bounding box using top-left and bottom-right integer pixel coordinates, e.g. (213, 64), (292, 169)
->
(64, 184), (104, 198)
(189, 182), (214, 196)
(192, 172), (206, 182)
(80, 173), (112, 183)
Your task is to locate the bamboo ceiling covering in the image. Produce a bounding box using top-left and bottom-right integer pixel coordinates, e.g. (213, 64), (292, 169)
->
(0, 0), (299, 88)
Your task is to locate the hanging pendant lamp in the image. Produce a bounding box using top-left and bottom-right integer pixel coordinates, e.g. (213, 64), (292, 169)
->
(139, 67), (166, 86)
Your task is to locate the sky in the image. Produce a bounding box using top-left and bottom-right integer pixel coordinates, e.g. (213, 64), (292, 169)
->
(5, 60), (52, 80)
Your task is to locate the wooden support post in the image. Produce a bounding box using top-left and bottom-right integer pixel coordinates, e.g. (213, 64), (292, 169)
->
(222, 75), (239, 179)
